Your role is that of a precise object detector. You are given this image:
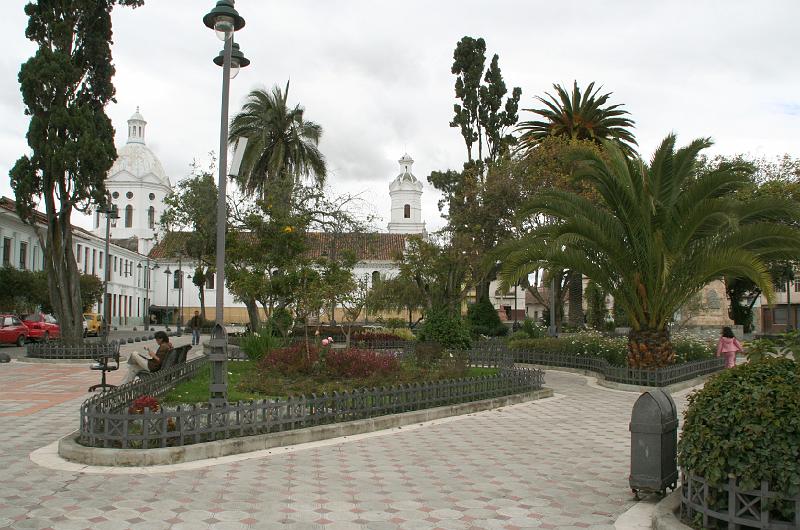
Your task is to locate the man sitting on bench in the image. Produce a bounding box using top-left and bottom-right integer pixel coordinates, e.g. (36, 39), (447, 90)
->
(121, 330), (173, 384)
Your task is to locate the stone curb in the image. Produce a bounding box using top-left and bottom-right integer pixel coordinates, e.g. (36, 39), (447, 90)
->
(517, 364), (715, 393)
(652, 489), (690, 529)
(59, 388), (553, 467)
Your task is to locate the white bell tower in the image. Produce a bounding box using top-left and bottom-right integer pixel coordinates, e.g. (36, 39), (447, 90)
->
(387, 153), (425, 234)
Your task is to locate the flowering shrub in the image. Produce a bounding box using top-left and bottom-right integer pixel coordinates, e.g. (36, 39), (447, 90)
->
(509, 332), (714, 367)
(259, 343), (319, 376)
(129, 395), (160, 414)
(325, 348), (400, 378)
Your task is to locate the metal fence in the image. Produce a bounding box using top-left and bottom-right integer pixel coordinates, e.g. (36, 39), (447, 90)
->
(79, 356), (543, 449)
(26, 341), (120, 360)
(681, 470), (800, 529)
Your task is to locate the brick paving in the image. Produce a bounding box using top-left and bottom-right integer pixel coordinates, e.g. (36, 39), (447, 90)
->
(0, 355), (696, 530)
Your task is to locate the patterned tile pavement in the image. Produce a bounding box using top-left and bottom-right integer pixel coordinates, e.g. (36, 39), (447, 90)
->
(0, 356), (697, 530)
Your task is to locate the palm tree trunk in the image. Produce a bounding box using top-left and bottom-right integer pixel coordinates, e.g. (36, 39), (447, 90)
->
(568, 271), (583, 327)
(627, 328), (675, 368)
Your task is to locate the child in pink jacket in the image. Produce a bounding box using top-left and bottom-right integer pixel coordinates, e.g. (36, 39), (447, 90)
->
(716, 326), (743, 368)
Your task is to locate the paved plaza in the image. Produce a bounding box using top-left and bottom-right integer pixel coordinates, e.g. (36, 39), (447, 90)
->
(0, 346), (695, 530)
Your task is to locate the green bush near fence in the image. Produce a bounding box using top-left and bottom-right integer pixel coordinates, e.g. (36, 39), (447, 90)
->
(507, 332), (714, 367)
(678, 357), (800, 520)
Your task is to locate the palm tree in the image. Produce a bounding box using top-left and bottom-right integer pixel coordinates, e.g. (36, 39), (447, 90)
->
(516, 81), (638, 158)
(500, 135), (800, 368)
(229, 82), (327, 203)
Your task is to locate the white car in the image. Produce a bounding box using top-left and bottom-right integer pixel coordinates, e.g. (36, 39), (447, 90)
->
(224, 323), (247, 337)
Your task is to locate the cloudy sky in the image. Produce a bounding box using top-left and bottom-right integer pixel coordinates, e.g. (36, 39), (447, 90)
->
(1, 1), (798, 232)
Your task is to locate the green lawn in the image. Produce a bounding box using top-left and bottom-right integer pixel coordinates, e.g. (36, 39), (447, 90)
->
(162, 362), (498, 405)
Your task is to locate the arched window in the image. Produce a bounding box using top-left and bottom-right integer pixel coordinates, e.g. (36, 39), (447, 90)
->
(372, 271), (380, 285)
(125, 205), (133, 227)
(173, 270), (181, 289)
(403, 204), (411, 218)
(148, 206), (155, 229)
(111, 204), (118, 227)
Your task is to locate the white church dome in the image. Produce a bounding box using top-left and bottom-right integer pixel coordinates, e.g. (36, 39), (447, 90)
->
(108, 107), (170, 187)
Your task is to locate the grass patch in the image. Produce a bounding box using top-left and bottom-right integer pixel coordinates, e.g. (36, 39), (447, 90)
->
(161, 361), (498, 405)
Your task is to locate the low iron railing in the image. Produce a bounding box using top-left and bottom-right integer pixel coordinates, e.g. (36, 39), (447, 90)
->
(681, 470), (800, 529)
(26, 341), (120, 360)
(505, 349), (725, 387)
(78, 354), (543, 449)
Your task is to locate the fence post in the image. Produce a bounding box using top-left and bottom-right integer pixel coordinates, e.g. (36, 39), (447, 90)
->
(208, 323), (228, 407)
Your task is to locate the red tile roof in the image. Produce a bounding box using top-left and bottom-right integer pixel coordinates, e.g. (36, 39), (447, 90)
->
(148, 231), (409, 262)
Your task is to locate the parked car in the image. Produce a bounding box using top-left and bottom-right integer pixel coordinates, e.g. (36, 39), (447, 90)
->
(20, 313), (60, 342)
(224, 323), (247, 336)
(83, 313), (103, 337)
(0, 315), (28, 346)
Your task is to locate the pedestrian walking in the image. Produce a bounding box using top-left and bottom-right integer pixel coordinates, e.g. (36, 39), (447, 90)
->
(716, 326), (743, 368)
(189, 310), (202, 346)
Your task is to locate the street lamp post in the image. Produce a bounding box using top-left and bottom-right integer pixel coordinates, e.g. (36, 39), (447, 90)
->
(137, 260), (159, 331)
(204, 0), (249, 406)
(164, 266), (172, 330)
(176, 255), (184, 335)
(101, 203), (119, 344)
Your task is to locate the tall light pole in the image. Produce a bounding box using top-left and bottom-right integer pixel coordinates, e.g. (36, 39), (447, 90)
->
(101, 203), (118, 343)
(204, 0), (249, 406)
(164, 266), (172, 330)
(137, 260), (159, 331)
(176, 255), (184, 334)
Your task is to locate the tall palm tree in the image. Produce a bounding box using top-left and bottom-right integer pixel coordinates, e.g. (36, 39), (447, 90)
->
(516, 81), (638, 158)
(500, 135), (800, 368)
(229, 82), (326, 203)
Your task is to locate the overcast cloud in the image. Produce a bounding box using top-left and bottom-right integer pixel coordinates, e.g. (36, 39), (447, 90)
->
(1, 1), (799, 232)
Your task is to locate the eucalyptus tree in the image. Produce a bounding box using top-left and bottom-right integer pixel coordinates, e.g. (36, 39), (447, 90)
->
(10, 0), (143, 341)
(228, 82), (326, 208)
(500, 135), (800, 367)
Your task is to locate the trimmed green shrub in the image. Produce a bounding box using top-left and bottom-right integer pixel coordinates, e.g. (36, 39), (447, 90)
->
(466, 300), (507, 337)
(520, 318), (546, 339)
(678, 358), (800, 518)
(417, 308), (472, 350)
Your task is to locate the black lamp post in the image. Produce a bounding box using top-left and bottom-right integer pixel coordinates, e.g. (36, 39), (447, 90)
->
(137, 260), (159, 331)
(101, 203), (119, 344)
(164, 266), (172, 330)
(204, 0), (249, 406)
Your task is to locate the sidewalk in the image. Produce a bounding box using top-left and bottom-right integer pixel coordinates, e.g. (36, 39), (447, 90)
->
(0, 362), (700, 529)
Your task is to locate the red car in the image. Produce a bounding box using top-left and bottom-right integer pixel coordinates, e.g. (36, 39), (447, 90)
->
(0, 315), (29, 346)
(21, 313), (61, 342)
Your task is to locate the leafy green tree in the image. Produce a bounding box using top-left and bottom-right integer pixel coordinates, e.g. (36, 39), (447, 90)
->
(229, 82), (326, 208)
(466, 299), (507, 337)
(430, 36), (521, 304)
(584, 280), (607, 330)
(160, 161), (218, 321)
(393, 236), (471, 316)
(10, 0), (143, 341)
(500, 135), (800, 367)
(367, 274), (426, 327)
(516, 81), (637, 158)
(450, 36), (521, 166)
(0, 269), (101, 314)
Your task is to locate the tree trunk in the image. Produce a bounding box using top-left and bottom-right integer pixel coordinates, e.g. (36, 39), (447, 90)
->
(195, 268), (207, 322)
(627, 328), (675, 368)
(42, 201), (83, 343)
(475, 278), (491, 305)
(568, 271), (583, 327)
(243, 296), (259, 333)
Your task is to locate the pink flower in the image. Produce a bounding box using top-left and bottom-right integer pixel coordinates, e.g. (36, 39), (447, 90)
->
(321, 339), (329, 346)
(327, 336), (333, 342)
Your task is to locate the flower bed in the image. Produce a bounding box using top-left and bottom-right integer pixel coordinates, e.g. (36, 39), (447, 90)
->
(507, 331), (714, 367)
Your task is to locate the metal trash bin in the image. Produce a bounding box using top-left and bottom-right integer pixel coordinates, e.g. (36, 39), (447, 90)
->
(629, 388), (678, 499)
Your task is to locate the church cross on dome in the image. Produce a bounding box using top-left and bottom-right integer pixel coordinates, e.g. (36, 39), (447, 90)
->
(127, 106), (147, 144)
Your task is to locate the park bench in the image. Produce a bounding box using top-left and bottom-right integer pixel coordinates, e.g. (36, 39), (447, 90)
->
(137, 344), (192, 380)
(88, 343), (121, 392)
